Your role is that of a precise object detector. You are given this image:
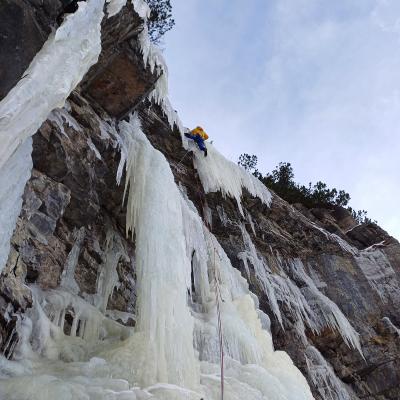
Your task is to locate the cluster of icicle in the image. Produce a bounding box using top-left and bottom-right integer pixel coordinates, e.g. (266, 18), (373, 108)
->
(305, 346), (352, 400)
(0, 0), (360, 398)
(108, 0), (183, 132)
(238, 225), (363, 356)
(135, 6), (184, 133)
(0, 112), (315, 399)
(0, 0), (180, 274)
(0, 0), (106, 274)
(192, 143), (272, 215)
(111, 113), (315, 399)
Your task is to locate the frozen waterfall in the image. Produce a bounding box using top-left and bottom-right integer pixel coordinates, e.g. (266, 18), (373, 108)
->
(0, 1), (316, 398)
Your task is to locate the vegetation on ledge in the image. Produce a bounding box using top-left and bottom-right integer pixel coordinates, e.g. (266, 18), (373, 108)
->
(238, 153), (374, 224)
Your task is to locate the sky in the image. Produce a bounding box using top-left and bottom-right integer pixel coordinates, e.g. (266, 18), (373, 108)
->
(163, 0), (400, 240)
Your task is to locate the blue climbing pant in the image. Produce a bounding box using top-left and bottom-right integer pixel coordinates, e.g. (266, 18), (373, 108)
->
(184, 133), (206, 153)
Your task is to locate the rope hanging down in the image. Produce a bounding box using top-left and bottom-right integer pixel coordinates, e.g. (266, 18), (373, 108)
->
(194, 179), (224, 399)
(213, 247), (224, 400)
(177, 148), (191, 168)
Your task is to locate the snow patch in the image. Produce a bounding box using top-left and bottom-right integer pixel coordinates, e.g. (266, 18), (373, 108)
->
(106, 0), (128, 17)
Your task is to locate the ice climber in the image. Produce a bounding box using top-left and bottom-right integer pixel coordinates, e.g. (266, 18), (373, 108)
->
(184, 126), (209, 157)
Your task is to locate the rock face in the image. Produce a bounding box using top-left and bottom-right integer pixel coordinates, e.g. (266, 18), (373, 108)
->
(0, 0), (63, 101)
(1, 3), (400, 400)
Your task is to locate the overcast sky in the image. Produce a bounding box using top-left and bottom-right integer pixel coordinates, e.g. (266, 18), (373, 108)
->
(164, 0), (400, 240)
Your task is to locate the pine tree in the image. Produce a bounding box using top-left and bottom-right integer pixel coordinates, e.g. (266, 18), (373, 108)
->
(146, 0), (175, 44)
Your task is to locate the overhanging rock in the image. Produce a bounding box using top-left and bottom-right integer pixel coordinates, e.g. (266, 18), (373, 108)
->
(81, 4), (157, 119)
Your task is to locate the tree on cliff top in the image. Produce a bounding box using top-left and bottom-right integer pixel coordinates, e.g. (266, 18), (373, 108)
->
(238, 153), (373, 224)
(147, 0), (175, 44)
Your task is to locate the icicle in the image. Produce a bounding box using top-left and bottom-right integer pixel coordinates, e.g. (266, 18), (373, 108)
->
(290, 259), (363, 355)
(148, 76), (184, 132)
(381, 317), (400, 336)
(92, 230), (129, 312)
(246, 210), (257, 236)
(239, 224), (363, 355)
(48, 103), (83, 136)
(118, 113), (199, 388)
(0, 0), (105, 273)
(87, 138), (102, 160)
(0, 117), (315, 399)
(0, 138), (32, 273)
(179, 187), (313, 399)
(308, 222), (359, 255)
(137, 26), (183, 132)
(60, 227), (85, 295)
(0, 0), (105, 170)
(193, 144), (271, 215)
(305, 345), (352, 400)
(238, 225), (315, 332)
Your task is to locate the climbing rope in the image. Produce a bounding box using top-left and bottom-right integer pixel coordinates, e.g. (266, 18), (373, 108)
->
(213, 247), (224, 400)
(193, 181), (224, 399)
(177, 148), (191, 168)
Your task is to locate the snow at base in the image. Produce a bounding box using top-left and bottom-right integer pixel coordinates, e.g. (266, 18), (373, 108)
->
(193, 144), (272, 215)
(0, 115), (314, 400)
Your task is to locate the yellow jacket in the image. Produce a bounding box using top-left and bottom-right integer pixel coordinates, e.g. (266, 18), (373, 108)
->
(191, 126), (209, 140)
